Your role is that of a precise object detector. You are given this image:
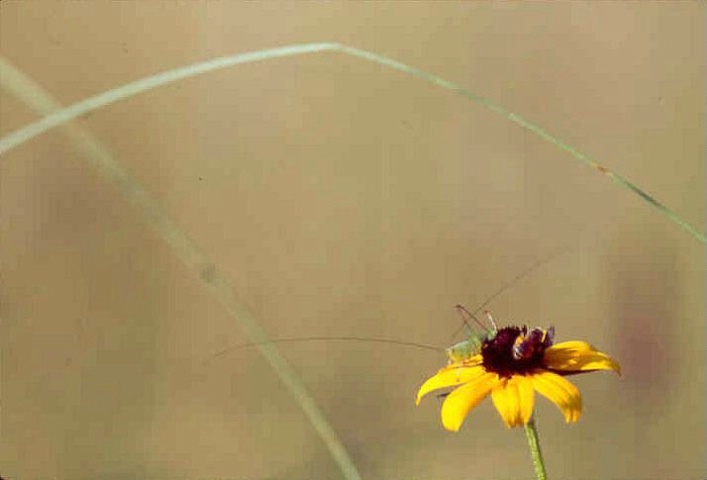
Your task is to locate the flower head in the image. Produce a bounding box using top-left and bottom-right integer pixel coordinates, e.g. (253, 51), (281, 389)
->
(416, 324), (620, 431)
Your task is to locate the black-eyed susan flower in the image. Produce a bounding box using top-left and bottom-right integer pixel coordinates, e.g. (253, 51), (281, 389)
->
(416, 324), (620, 431)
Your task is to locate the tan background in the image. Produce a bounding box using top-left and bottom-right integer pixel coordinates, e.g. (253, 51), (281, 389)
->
(1, 3), (704, 479)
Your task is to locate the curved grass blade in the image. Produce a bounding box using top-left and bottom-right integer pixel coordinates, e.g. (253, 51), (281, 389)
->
(0, 43), (703, 243)
(0, 56), (362, 480)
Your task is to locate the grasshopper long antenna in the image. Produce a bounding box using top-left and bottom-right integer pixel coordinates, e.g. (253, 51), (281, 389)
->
(450, 245), (570, 341)
(484, 310), (498, 331)
(203, 336), (443, 366)
(454, 304), (487, 331)
(209, 247), (570, 365)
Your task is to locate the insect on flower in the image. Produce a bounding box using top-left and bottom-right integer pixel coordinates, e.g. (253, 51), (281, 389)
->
(444, 306), (498, 364)
(416, 315), (620, 432)
(414, 249), (621, 432)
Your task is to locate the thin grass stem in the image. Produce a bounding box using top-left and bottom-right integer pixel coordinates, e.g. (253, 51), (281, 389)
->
(0, 43), (703, 243)
(0, 55), (362, 480)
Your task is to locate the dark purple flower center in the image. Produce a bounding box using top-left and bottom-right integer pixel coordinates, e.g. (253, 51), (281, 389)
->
(481, 325), (554, 377)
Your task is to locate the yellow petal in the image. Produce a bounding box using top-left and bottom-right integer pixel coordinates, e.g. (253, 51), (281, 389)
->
(415, 361), (485, 405)
(544, 341), (621, 374)
(530, 370), (582, 423)
(440, 371), (497, 431)
(490, 375), (535, 428)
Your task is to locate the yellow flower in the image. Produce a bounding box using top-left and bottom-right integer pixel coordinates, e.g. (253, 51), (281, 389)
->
(416, 325), (620, 431)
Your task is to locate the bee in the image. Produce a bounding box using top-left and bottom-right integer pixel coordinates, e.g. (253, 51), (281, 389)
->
(511, 325), (555, 361)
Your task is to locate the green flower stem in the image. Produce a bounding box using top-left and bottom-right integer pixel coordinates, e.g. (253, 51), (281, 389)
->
(524, 416), (547, 480)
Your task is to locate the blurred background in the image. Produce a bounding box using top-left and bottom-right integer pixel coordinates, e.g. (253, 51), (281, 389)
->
(1, 3), (704, 479)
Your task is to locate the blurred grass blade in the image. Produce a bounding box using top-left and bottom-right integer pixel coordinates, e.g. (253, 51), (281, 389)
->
(0, 43), (337, 155)
(0, 55), (363, 480)
(0, 43), (703, 243)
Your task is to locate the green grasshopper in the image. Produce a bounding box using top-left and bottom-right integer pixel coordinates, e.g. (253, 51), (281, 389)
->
(445, 306), (498, 364)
